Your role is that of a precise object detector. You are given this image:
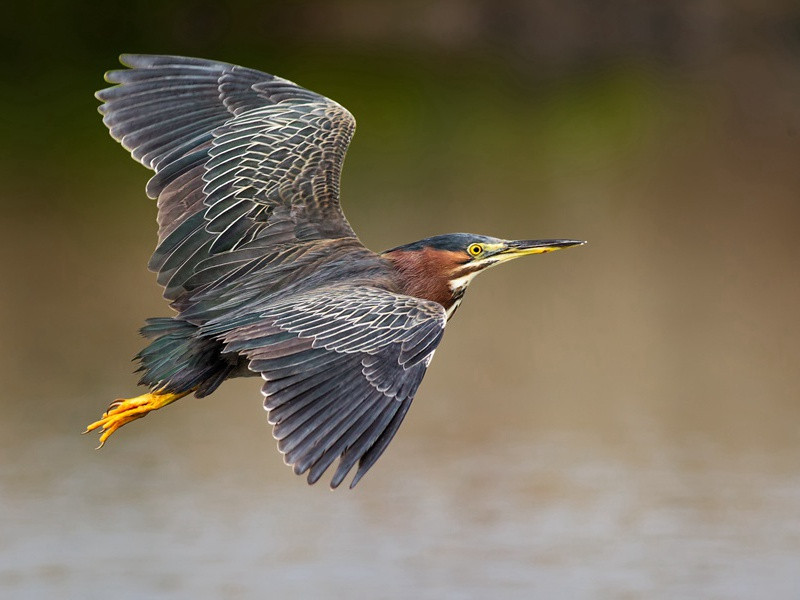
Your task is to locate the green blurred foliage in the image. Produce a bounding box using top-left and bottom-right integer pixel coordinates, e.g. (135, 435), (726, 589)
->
(6, 0), (798, 218)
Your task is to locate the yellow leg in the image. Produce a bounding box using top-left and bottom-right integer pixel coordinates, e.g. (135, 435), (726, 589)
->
(84, 390), (191, 448)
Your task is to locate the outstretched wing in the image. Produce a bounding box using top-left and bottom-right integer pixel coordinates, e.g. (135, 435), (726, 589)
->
(96, 54), (358, 302)
(211, 286), (447, 488)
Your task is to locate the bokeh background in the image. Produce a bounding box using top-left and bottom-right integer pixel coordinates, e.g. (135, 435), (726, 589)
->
(2, 1), (799, 598)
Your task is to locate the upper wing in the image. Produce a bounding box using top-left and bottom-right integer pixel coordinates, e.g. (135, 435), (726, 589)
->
(96, 54), (359, 301)
(211, 286), (447, 489)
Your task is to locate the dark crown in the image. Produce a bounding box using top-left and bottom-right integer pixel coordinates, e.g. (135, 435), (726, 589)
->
(384, 233), (502, 254)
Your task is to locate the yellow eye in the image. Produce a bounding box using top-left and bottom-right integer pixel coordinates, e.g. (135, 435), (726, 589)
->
(467, 243), (483, 257)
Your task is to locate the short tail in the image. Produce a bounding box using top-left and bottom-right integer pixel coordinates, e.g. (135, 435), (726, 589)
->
(135, 317), (238, 397)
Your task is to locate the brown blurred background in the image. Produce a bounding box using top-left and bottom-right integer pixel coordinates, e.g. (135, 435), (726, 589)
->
(1, 1), (799, 598)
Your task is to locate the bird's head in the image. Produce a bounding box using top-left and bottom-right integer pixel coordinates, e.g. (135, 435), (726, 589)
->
(383, 233), (585, 316)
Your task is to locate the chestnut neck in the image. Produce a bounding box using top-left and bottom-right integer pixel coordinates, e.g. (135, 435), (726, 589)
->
(383, 247), (465, 312)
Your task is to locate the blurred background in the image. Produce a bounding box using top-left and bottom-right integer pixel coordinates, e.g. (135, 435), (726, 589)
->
(2, 1), (799, 598)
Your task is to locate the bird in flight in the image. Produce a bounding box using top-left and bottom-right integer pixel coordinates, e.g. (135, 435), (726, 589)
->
(85, 55), (584, 488)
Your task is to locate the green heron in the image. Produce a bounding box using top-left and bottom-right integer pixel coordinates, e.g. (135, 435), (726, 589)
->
(86, 55), (584, 488)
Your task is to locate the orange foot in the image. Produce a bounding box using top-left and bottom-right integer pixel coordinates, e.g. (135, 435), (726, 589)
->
(84, 390), (190, 448)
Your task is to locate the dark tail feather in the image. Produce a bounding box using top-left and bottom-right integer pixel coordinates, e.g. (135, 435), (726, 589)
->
(135, 317), (237, 397)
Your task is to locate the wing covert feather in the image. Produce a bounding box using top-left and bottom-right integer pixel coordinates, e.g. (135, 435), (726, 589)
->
(214, 286), (446, 488)
(96, 54), (360, 304)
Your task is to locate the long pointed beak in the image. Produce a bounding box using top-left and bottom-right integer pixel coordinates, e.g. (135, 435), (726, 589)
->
(500, 239), (586, 258)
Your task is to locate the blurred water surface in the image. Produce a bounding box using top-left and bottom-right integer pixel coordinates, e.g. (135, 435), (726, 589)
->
(1, 8), (800, 597)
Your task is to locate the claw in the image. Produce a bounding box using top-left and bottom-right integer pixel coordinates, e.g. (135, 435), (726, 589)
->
(85, 390), (190, 447)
